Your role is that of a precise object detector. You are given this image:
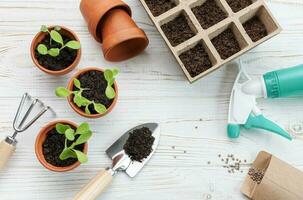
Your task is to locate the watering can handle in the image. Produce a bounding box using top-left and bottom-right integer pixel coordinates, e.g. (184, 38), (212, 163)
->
(73, 169), (113, 200)
(0, 138), (16, 172)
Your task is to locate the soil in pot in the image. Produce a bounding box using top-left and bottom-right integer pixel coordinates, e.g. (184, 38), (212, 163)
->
(161, 13), (196, 47)
(179, 43), (212, 77)
(192, 0), (227, 29)
(226, 0), (253, 13)
(123, 127), (155, 162)
(74, 70), (114, 114)
(43, 128), (84, 167)
(144, 0), (177, 17)
(243, 16), (268, 42)
(211, 28), (241, 59)
(35, 34), (77, 71)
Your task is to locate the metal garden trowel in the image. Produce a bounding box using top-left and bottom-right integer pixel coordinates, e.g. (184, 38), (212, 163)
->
(73, 123), (160, 200)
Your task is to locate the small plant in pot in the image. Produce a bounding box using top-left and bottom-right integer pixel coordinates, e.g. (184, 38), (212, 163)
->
(31, 25), (82, 75)
(55, 67), (119, 118)
(35, 120), (92, 172)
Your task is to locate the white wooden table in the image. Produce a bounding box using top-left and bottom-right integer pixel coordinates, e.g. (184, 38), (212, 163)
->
(0, 0), (303, 199)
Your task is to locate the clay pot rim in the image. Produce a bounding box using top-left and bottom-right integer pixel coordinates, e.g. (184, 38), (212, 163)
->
(35, 120), (88, 172)
(67, 67), (118, 118)
(102, 27), (149, 62)
(30, 25), (82, 75)
(80, 0), (131, 43)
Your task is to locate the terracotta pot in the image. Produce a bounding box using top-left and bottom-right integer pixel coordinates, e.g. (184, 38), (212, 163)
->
(30, 26), (81, 75)
(80, 0), (149, 61)
(35, 120), (88, 172)
(67, 67), (118, 118)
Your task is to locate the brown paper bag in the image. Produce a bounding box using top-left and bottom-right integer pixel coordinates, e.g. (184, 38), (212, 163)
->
(241, 151), (303, 200)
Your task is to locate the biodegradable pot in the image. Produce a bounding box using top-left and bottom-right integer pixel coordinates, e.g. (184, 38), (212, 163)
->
(67, 67), (118, 118)
(80, 0), (149, 61)
(30, 26), (81, 75)
(35, 120), (88, 172)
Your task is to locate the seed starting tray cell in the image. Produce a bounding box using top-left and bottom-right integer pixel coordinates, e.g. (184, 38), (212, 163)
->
(140, 0), (281, 83)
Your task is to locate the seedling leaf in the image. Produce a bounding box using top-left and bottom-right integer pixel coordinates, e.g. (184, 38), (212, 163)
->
(76, 130), (92, 145)
(94, 103), (107, 114)
(55, 87), (71, 97)
(65, 41), (81, 49)
(56, 123), (71, 134)
(60, 148), (76, 160)
(50, 30), (63, 46)
(40, 25), (48, 32)
(85, 106), (91, 115)
(65, 128), (75, 141)
(76, 122), (90, 135)
(74, 150), (88, 163)
(104, 69), (113, 82)
(48, 48), (60, 57)
(105, 86), (116, 99)
(112, 68), (119, 76)
(37, 44), (48, 55)
(74, 94), (83, 107)
(73, 78), (81, 89)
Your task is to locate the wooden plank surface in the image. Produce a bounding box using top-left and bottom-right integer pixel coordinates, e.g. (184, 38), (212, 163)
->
(0, 0), (303, 199)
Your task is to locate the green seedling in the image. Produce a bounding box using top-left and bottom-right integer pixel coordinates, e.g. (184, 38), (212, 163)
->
(37, 25), (81, 57)
(55, 69), (118, 115)
(55, 122), (92, 163)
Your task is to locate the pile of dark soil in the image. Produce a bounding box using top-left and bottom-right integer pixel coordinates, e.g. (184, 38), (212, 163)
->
(124, 127), (155, 162)
(192, 0), (227, 29)
(211, 28), (241, 59)
(161, 14), (196, 46)
(35, 34), (77, 71)
(145, 0), (177, 17)
(243, 16), (268, 42)
(43, 128), (84, 167)
(74, 70), (114, 114)
(226, 0), (253, 13)
(179, 43), (212, 77)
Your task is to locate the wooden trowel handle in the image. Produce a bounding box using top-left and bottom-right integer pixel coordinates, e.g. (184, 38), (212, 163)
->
(0, 139), (16, 172)
(73, 169), (113, 200)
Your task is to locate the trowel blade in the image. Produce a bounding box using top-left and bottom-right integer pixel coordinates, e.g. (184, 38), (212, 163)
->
(106, 123), (160, 178)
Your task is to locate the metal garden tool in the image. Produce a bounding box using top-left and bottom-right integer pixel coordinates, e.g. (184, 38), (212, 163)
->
(0, 93), (51, 171)
(73, 123), (160, 200)
(228, 64), (303, 140)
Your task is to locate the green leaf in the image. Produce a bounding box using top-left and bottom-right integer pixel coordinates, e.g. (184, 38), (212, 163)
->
(112, 68), (119, 76)
(50, 30), (63, 46)
(37, 44), (48, 55)
(73, 78), (81, 89)
(104, 69), (113, 82)
(74, 94), (91, 107)
(74, 150), (88, 163)
(54, 26), (61, 31)
(55, 87), (71, 97)
(76, 130), (92, 145)
(65, 40), (81, 49)
(65, 128), (75, 141)
(56, 123), (71, 134)
(60, 148), (76, 160)
(76, 122), (90, 135)
(48, 48), (60, 57)
(93, 103), (107, 114)
(105, 86), (116, 99)
(40, 25), (48, 33)
(73, 94), (83, 107)
(85, 105), (91, 115)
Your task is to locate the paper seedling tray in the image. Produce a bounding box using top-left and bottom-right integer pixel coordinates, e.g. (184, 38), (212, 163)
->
(139, 0), (281, 83)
